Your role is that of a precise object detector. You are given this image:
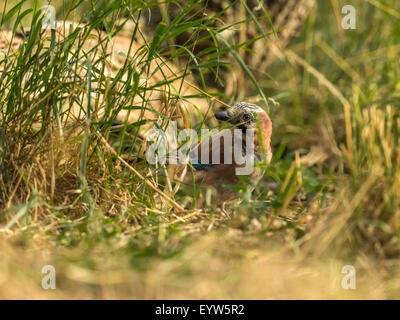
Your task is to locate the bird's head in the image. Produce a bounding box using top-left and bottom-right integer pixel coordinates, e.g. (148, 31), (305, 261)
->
(215, 102), (268, 131)
(215, 102), (273, 162)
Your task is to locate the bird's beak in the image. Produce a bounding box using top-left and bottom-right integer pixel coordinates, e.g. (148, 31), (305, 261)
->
(215, 110), (231, 122)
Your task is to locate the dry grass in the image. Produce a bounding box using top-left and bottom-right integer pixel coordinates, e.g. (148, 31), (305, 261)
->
(1, 0), (400, 299)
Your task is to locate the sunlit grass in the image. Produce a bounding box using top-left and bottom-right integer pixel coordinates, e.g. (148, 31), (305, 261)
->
(1, 0), (400, 299)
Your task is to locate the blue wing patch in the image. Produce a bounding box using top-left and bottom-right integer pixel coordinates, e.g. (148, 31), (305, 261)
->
(192, 162), (218, 171)
(191, 157), (219, 171)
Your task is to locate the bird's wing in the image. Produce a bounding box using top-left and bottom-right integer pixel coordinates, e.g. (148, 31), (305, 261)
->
(180, 128), (248, 185)
(189, 128), (239, 167)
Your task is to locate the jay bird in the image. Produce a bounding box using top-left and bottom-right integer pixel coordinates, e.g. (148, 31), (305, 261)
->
(179, 102), (272, 206)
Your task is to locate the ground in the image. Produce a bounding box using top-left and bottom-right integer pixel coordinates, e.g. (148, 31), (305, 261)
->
(0, 0), (400, 299)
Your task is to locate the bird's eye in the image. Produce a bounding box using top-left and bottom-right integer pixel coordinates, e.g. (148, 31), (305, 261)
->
(242, 114), (251, 122)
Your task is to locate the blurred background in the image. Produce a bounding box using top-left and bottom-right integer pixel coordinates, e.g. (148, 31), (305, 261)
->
(0, 0), (400, 299)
